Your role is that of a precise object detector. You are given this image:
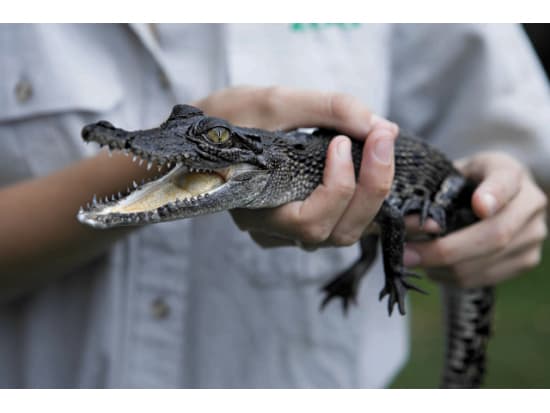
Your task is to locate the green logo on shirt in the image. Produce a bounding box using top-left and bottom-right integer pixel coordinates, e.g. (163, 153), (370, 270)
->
(290, 23), (361, 32)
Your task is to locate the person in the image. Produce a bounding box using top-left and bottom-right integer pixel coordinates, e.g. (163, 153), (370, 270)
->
(0, 23), (547, 388)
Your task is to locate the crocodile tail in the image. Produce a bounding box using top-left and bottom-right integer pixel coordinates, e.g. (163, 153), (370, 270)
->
(440, 285), (495, 388)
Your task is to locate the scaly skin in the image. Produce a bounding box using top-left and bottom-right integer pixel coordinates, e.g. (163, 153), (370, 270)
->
(78, 104), (495, 388)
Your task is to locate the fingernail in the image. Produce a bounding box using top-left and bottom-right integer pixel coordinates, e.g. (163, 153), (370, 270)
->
(481, 192), (498, 216)
(373, 136), (394, 165)
(404, 247), (421, 267)
(337, 137), (352, 160)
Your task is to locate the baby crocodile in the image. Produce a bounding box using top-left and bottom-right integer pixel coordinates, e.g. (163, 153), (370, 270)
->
(78, 104), (495, 388)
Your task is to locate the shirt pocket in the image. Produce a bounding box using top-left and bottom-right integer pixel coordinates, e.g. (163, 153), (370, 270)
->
(0, 25), (124, 184)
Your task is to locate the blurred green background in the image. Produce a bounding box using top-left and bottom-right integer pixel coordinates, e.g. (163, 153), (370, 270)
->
(391, 240), (550, 388)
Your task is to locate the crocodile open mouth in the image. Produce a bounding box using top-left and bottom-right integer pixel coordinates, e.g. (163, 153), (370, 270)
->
(77, 153), (260, 228)
(100, 164), (226, 215)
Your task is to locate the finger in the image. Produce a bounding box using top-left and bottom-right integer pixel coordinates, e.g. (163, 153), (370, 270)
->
(430, 212), (546, 284)
(262, 88), (400, 138)
(211, 87), (397, 139)
(456, 153), (524, 218)
(485, 211), (548, 261)
(428, 242), (543, 288)
(273, 136), (357, 243)
(464, 243), (543, 286)
(234, 136), (357, 244)
(403, 172), (548, 268)
(404, 215), (442, 236)
(328, 128), (396, 245)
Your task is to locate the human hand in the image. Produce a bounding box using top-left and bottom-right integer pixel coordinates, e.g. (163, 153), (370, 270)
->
(403, 152), (548, 287)
(195, 86), (399, 249)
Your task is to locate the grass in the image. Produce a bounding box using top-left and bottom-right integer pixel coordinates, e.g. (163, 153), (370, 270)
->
(391, 240), (550, 388)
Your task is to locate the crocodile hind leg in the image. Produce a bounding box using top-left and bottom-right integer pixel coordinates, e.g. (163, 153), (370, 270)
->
(320, 234), (379, 314)
(377, 201), (427, 316)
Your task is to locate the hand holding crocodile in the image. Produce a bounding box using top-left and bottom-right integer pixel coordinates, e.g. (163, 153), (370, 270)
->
(404, 152), (547, 287)
(196, 86), (399, 249)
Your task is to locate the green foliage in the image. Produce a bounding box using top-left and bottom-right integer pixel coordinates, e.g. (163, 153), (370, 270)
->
(391, 241), (550, 388)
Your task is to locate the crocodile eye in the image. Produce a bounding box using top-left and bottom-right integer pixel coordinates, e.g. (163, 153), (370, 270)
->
(206, 127), (231, 144)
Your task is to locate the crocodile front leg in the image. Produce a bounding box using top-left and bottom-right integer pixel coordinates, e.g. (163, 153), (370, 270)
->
(376, 201), (427, 316)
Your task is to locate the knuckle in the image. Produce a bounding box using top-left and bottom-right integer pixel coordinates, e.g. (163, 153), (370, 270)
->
(298, 222), (332, 244)
(260, 86), (288, 114)
(432, 241), (453, 266)
(328, 92), (358, 120)
(329, 230), (361, 247)
(280, 207), (303, 230)
(494, 152), (523, 171)
(492, 224), (512, 250)
(372, 176), (393, 197)
(333, 180), (356, 200)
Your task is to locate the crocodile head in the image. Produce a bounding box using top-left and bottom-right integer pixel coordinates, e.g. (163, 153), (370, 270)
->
(78, 104), (293, 229)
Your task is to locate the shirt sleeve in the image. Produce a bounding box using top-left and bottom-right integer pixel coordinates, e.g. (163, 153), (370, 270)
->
(388, 23), (550, 188)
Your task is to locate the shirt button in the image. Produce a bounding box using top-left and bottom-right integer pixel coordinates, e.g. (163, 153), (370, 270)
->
(151, 297), (170, 320)
(15, 79), (33, 103)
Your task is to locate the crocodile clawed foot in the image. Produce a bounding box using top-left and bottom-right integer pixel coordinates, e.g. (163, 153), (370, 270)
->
(378, 269), (427, 316)
(427, 204), (447, 233)
(320, 271), (360, 315)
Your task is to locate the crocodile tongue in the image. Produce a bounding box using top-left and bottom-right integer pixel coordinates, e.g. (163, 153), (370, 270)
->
(103, 166), (224, 214)
(174, 172), (224, 196)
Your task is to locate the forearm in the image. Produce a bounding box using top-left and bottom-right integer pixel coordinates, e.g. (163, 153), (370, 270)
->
(0, 150), (157, 302)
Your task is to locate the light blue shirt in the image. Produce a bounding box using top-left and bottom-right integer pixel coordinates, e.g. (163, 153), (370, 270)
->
(0, 23), (548, 388)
